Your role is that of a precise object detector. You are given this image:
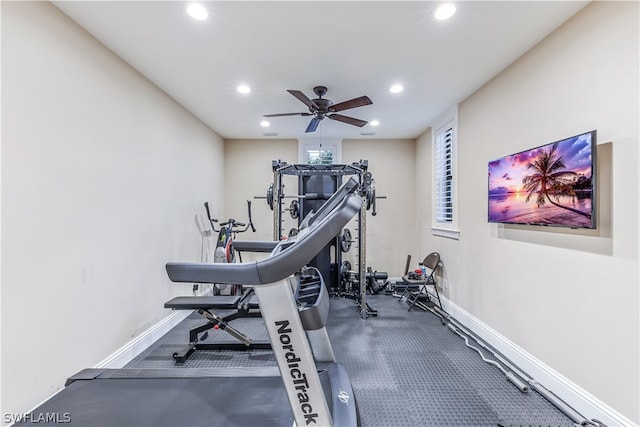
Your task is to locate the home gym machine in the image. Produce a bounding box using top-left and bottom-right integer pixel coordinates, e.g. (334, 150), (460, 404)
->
(261, 159), (383, 318)
(23, 179), (363, 427)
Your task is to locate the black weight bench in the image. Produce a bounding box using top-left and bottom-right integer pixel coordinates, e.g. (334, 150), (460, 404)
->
(165, 295), (245, 310)
(164, 289), (270, 364)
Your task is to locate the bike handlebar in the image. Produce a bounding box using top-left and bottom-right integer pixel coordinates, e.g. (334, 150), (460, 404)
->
(204, 200), (255, 234)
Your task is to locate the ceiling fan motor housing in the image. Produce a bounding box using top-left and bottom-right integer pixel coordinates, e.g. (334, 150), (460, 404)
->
(312, 98), (333, 114)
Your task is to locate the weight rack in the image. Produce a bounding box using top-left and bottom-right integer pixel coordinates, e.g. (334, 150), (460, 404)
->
(261, 160), (380, 318)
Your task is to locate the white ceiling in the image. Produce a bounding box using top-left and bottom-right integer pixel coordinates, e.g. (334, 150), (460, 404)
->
(53, 1), (589, 140)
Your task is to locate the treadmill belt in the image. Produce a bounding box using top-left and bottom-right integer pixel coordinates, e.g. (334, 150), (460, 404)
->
(25, 375), (294, 426)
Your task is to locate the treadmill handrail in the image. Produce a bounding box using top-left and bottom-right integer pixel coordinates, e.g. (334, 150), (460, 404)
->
(232, 240), (279, 253)
(167, 179), (361, 286)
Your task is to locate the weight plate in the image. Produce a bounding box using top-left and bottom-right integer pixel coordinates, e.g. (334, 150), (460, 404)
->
(340, 260), (352, 280)
(266, 183), (274, 211)
(340, 228), (352, 252)
(365, 186), (373, 210)
(289, 199), (299, 219)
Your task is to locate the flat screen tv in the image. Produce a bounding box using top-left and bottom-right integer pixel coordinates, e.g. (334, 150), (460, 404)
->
(488, 130), (596, 229)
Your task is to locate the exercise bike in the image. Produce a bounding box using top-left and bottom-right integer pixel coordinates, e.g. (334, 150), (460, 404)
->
(204, 200), (255, 295)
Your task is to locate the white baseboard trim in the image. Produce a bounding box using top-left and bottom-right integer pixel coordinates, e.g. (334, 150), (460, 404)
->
(94, 288), (212, 369)
(440, 296), (636, 427)
(94, 309), (192, 369)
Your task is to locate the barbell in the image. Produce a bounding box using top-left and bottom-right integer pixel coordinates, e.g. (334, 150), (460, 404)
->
(257, 183), (384, 212)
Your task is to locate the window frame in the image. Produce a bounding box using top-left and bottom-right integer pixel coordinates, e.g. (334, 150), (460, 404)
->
(298, 138), (342, 165)
(431, 106), (460, 240)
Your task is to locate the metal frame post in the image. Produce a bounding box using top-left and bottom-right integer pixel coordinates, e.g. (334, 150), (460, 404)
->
(358, 200), (367, 317)
(272, 163), (282, 241)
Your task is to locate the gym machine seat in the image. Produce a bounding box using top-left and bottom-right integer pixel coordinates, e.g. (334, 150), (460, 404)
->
(22, 178), (363, 427)
(164, 295), (246, 310)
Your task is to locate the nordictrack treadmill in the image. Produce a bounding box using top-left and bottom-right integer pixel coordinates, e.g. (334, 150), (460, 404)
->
(23, 178), (363, 427)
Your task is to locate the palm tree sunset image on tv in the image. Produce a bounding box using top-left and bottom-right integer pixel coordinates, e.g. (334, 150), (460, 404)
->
(488, 130), (596, 228)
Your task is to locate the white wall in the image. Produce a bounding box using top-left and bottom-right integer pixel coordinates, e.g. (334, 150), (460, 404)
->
(223, 139), (298, 245)
(343, 139), (417, 275)
(418, 2), (639, 424)
(1, 1), (224, 417)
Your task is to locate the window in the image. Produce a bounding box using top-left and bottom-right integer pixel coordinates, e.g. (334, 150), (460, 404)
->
(305, 148), (334, 164)
(299, 138), (341, 164)
(434, 126), (453, 223)
(432, 106), (460, 239)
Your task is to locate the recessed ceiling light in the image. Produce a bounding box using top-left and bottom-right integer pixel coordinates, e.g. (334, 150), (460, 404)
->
(186, 3), (208, 21)
(260, 120), (270, 127)
(237, 85), (251, 94)
(370, 120), (380, 127)
(389, 84), (404, 94)
(434, 3), (456, 21)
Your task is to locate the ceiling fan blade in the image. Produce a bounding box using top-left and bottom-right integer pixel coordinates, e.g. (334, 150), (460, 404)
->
(287, 90), (319, 110)
(263, 112), (313, 117)
(305, 118), (321, 133)
(330, 96), (372, 112)
(328, 114), (368, 127)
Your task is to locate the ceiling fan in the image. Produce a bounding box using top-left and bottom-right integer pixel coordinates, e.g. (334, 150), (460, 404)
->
(264, 86), (372, 133)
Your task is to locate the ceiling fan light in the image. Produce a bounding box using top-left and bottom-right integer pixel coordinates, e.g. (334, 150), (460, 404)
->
(389, 84), (404, 93)
(370, 120), (380, 127)
(260, 120), (270, 127)
(237, 84), (251, 94)
(434, 3), (456, 21)
(186, 3), (208, 20)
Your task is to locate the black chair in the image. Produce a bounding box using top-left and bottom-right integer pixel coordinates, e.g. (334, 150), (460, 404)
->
(400, 252), (443, 313)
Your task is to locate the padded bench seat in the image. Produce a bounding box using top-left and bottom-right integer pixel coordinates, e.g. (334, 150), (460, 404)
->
(165, 296), (242, 310)
(164, 295), (261, 310)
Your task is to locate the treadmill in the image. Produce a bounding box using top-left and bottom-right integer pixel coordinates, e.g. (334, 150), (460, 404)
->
(22, 178), (363, 427)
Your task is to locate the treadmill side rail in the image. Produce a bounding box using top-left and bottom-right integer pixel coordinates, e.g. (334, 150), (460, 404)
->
(326, 363), (361, 427)
(64, 369), (107, 386)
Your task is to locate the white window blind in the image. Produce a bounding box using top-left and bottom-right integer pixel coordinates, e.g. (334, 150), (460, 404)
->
(435, 127), (454, 223)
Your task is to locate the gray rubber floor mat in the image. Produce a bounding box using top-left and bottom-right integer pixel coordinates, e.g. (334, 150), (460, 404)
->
(128, 294), (576, 426)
